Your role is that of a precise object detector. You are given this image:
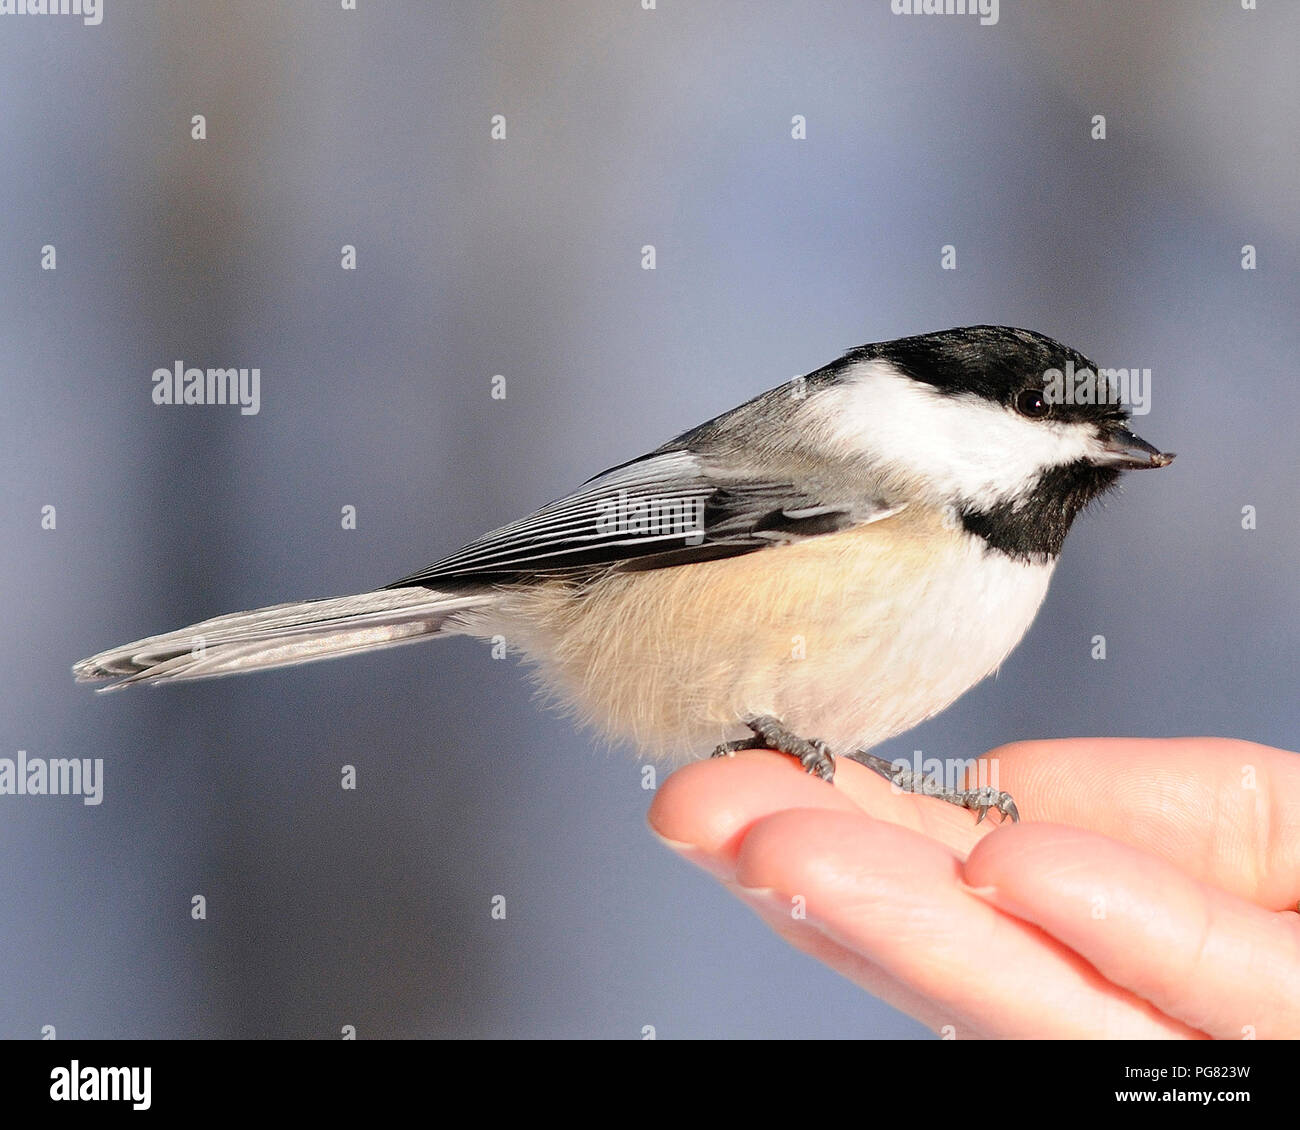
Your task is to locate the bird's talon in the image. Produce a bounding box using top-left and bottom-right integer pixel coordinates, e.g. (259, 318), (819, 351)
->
(731, 716), (836, 782)
(799, 741), (835, 782)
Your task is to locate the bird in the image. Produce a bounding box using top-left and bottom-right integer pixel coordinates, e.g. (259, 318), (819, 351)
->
(75, 325), (1174, 822)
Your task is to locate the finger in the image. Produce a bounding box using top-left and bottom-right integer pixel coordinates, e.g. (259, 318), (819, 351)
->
(649, 750), (1003, 867)
(648, 752), (865, 878)
(984, 738), (1300, 910)
(729, 882), (998, 1037)
(732, 807), (1201, 1038)
(965, 822), (1300, 1039)
(649, 752), (1035, 1035)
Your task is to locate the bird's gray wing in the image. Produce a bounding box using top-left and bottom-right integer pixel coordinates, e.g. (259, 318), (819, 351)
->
(385, 449), (902, 588)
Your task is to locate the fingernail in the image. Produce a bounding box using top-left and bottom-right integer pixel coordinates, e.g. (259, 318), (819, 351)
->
(648, 829), (696, 854)
(648, 829), (735, 880)
(959, 880), (1022, 916)
(732, 884), (798, 917)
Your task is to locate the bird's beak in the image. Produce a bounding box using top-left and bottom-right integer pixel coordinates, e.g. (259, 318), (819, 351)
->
(1093, 427), (1176, 470)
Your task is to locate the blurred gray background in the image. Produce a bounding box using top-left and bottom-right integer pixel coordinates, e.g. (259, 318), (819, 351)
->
(1, 0), (1296, 1039)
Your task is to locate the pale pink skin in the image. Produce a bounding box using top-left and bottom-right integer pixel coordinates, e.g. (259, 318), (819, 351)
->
(648, 738), (1300, 1039)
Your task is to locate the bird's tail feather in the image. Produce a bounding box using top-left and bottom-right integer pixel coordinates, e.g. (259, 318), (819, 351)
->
(73, 587), (491, 691)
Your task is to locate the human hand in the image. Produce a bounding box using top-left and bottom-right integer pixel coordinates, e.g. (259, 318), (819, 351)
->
(648, 738), (1300, 1038)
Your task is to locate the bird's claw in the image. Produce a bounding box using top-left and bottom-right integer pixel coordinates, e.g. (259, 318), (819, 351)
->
(964, 787), (1020, 824)
(798, 740), (835, 782)
(713, 716), (837, 783)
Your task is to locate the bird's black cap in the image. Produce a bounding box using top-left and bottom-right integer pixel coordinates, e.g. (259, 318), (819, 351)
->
(846, 324), (1130, 428)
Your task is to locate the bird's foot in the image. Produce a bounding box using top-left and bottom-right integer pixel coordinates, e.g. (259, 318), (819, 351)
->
(845, 751), (1019, 824)
(949, 785), (1020, 824)
(711, 715), (835, 782)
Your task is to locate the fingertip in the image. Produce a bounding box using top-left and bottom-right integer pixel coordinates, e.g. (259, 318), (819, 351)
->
(731, 807), (867, 893)
(963, 821), (1091, 886)
(732, 805), (956, 903)
(647, 750), (860, 868)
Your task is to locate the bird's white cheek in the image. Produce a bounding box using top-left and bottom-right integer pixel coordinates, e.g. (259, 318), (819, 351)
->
(816, 362), (1097, 507)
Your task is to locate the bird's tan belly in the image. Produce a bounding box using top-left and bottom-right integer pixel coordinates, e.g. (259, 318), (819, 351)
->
(481, 509), (1055, 762)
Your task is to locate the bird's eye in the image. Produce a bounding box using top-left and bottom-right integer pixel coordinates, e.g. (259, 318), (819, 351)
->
(1015, 388), (1051, 419)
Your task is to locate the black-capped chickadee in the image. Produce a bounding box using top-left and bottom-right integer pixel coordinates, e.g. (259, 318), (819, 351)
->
(75, 326), (1174, 821)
